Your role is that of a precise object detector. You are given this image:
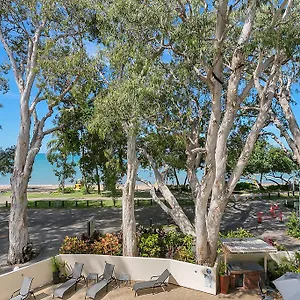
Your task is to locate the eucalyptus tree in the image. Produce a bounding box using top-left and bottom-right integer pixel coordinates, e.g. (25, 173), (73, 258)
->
(47, 133), (76, 193)
(107, 0), (299, 265)
(0, 1), (91, 264)
(243, 140), (296, 187)
(270, 73), (300, 167)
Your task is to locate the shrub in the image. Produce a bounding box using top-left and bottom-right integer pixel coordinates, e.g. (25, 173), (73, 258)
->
(58, 187), (75, 194)
(266, 256), (300, 281)
(173, 235), (195, 264)
(234, 182), (256, 191)
(220, 227), (254, 239)
(138, 233), (162, 257)
(59, 236), (90, 254)
(286, 212), (300, 239)
(91, 233), (122, 256)
(218, 228), (254, 253)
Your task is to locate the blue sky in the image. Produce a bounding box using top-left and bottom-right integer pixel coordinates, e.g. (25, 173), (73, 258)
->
(0, 43), (299, 153)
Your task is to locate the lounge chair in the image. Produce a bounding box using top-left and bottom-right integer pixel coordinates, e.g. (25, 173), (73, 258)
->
(53, 262), (84, 299)
(258, 278), (274, 300)
(85, 262), (115, 299)
(10, 276), (36, 300)
(133, 269), (171, 296)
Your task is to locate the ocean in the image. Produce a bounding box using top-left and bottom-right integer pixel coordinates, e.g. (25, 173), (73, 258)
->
(0, 153), (187, 186)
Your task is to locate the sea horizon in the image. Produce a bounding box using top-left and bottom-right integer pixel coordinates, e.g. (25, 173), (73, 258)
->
(0, 153), (186, 186)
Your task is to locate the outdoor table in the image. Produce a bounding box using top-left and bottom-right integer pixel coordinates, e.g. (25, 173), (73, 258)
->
(86, 273), (98, 286)
(117, 273), (131, 287)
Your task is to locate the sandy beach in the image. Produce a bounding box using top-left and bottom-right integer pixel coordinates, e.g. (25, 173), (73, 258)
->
(0, 183), (152, 193)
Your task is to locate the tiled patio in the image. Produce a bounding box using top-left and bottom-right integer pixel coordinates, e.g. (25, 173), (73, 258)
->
(31, 282), (269, 300)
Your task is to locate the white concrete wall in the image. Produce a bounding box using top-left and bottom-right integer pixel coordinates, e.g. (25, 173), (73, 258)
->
(59, 254), (217, 295)
(0, 255), (218, 298)
(0, 258), (52, 300)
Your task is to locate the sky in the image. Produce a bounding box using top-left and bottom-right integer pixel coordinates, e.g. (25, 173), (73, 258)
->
(0, 42), (299, 154)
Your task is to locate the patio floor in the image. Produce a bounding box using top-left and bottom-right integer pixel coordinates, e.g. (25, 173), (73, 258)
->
(31, 282), (280, 300)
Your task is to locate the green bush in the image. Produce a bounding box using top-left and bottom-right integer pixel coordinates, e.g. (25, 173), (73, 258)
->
(58, 187), (75, 194)
(265, 256), (300, 281)
(220, 227), (254, 239)
(286, 212), (300, 238)
(235, 182), (256, 191)
(138, 233), (162, 257)
(218, 228), (254, 253)
(173, 235), (195, 264)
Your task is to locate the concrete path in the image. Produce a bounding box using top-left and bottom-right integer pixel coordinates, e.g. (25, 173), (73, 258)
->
(0, 198), (299, 275)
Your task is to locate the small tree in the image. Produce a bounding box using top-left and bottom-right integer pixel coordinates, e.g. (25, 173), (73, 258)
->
(47, 134), (76, 193)
(0, 146), (15, 176)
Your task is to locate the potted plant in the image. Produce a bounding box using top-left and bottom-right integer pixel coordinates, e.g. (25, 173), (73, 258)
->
(51, 256), (62, 284)
(219, 261), (230, 294)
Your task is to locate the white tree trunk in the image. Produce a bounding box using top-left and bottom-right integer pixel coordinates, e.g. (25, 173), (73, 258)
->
(122, 130), (138, 256)
(143, 150), (195, 236)
(8, 92), (35, 264)
(8, 179), (30, 264)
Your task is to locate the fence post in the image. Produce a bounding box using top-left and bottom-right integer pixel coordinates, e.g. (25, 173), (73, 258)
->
(75, 201), (78, 207)
(101, 200), (103, 207)
(137, 199), (140, 206)
(150, 218), (153, 227)
(6, 201), (8, 208)
(48, 201), (51, 208)
(62, 201), (64, 208)
(278, 192), (280, 198)
(113, 199), (116, 207)
(268, 193), (270, 198)
(86, 200), (89, 207)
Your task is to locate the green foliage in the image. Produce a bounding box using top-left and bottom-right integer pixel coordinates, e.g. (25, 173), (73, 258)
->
(57, 187), (75, 194)
(138, 233), (161, 258)
(234, 182), (256, 191)
(47, 133), (76, 192)
(51, 256), (60, 273)
(286, 213), (300, 239)
(137, 226), (195, 263)
(264, 254), (300, 281)
(218, 228), (254, 253)
(218, 261), (228, 276)
(51, 256), (65, 274)
(220, 228), (254, 239)
(0, 146), (15, 176)
(244, 141), (296, 183)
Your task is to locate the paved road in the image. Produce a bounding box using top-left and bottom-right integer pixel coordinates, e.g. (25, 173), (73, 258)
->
(0, 199), (299, 274)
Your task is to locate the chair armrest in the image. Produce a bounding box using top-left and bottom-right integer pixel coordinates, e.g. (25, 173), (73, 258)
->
(150, 275), (159, 280)
(98, 274), (104, 281)
(265, 287), (276, 295)
(11, 288), (20, 297)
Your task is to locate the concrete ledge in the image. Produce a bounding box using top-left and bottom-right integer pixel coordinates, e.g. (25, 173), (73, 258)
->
(0, 258), (52, 300)
(59, 254), (217, 295)
(0, 255), (217, 299)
